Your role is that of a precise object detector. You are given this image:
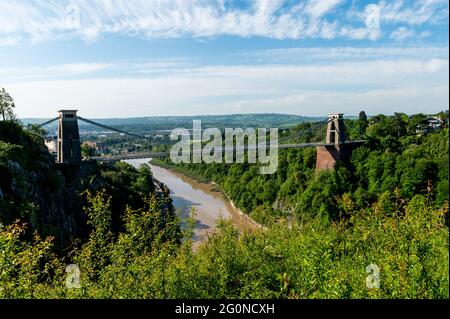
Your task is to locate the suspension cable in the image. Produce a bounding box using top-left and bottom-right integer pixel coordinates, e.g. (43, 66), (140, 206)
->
(37, 117), (59, 127)
(77, 116), (148, 139)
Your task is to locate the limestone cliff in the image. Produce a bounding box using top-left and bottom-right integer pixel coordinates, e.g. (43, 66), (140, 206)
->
(0, 121), (173, 250)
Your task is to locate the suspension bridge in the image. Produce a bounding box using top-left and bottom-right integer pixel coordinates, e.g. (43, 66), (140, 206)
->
(39, 110), (365, 171)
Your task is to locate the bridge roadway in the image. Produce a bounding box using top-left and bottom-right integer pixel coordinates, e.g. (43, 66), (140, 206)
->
(90, 140), (366, 162)
(39, 112), (365, 164)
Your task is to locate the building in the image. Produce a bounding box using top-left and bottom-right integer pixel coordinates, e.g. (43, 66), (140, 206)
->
(44, 136), (57, 156)
(427, 117), (445, 130)
(83, 141), (108, 151)
(416, 116), (445, 135)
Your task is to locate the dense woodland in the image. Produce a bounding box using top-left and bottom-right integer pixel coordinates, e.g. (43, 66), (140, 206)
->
(160, 112), (449, 225)
(0, 88), (448, 298)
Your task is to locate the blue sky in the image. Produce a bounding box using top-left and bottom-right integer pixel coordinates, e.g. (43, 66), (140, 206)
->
(0, 0), (448, 118)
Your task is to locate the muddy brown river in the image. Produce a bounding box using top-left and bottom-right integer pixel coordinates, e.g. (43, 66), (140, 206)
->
(124, 158), (254, 247)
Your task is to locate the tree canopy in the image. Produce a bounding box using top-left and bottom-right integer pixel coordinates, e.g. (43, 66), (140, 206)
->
(0, 88), (16, 122)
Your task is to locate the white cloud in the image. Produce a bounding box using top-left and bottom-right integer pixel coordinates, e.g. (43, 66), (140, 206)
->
(390, 27), (415, 41)
(348, 0), (448, 26)
(4, 46), (447, 82)
(340, 26), (381, 41)
(181, 59), (448, 81)
(224, 86), (449, 115)
(0, 37), (21, 47)
(0, 63), (110, 80)
(0, 0), (446, 42)
(305, 0), (344, 19)
(390, 27), (432, 41)
(379, 0), (449, 25)
(4, 56), (448, 117)
(242, 46), (450, 65)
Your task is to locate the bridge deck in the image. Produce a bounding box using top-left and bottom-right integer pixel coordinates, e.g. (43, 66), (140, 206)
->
(90, 141), (366, 162)
(38, 114), (365, 164)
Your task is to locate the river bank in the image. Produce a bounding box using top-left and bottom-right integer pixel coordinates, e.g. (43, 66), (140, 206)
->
(124, 158), (260, 249)
(150, 158), (264, 230)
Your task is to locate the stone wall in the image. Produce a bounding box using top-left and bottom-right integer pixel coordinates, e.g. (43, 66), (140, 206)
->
(316, 142), (365, 171)
(316, 145), (339, 171)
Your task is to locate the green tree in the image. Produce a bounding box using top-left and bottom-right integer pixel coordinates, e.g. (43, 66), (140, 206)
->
(358, 110), (369, 135)
(81, 143), (96, 158)
(25, 124), (47, 145)
(407, 113), (428, 134)
(78, 190), (114, 279)
(393, 112), (407, 138)
(0, 88), (16, 122)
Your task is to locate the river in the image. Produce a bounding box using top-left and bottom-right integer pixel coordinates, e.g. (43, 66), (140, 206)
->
(124, 158), (253, 247)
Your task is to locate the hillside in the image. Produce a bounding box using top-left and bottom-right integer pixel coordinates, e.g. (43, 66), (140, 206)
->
(0, 121), (176, 249)
(156, 113), (448, 225)
(21, 113), (325, 135)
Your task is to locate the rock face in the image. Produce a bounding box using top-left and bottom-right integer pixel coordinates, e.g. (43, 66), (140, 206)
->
(1, 122), (175, 250)
(1, 151), (87, 249)
(1, 122), (75, 248)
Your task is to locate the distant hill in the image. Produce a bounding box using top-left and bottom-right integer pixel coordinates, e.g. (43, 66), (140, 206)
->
(21, 113), (326, 134)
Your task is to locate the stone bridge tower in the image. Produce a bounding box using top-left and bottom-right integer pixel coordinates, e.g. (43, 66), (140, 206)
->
(57, 110), (81, 165)
(326, 113), (346, 144)
(316, 113), (349, 171)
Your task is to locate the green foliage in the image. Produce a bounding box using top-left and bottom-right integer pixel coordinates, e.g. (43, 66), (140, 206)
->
(81, 143), (96, 158)
(0, 121), (62, 237)
(159, 115), (448, 226)
(347, 110), (369, 140)
(83, 161), (159, 234)
(1, 120), (168, 251)
(0, 88), (16, 122)
(0, 222), (65, 298)
(25, 124), (47, 145)
(1, 104), (448, 299)
(0, 141), (21, 159)
(407, 113), (429, 134)
(71, 190), (181, 298)
(76, 190), (114, 279)
(2, 196), (447, 299)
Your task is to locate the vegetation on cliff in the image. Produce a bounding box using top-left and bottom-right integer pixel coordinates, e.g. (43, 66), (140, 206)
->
(0, 88), (177, 254)
(0, 120), (174, 247)
(161, 112), (449, 225)
(0, 121), (63, 241)
(1, 188), (448, 298)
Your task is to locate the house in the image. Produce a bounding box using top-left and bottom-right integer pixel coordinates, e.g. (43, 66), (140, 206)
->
(415, 116), (445, 135)
(427, 117), (445, 130)
(83, 141), (108, 151)
(44, 136), (57, 155)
